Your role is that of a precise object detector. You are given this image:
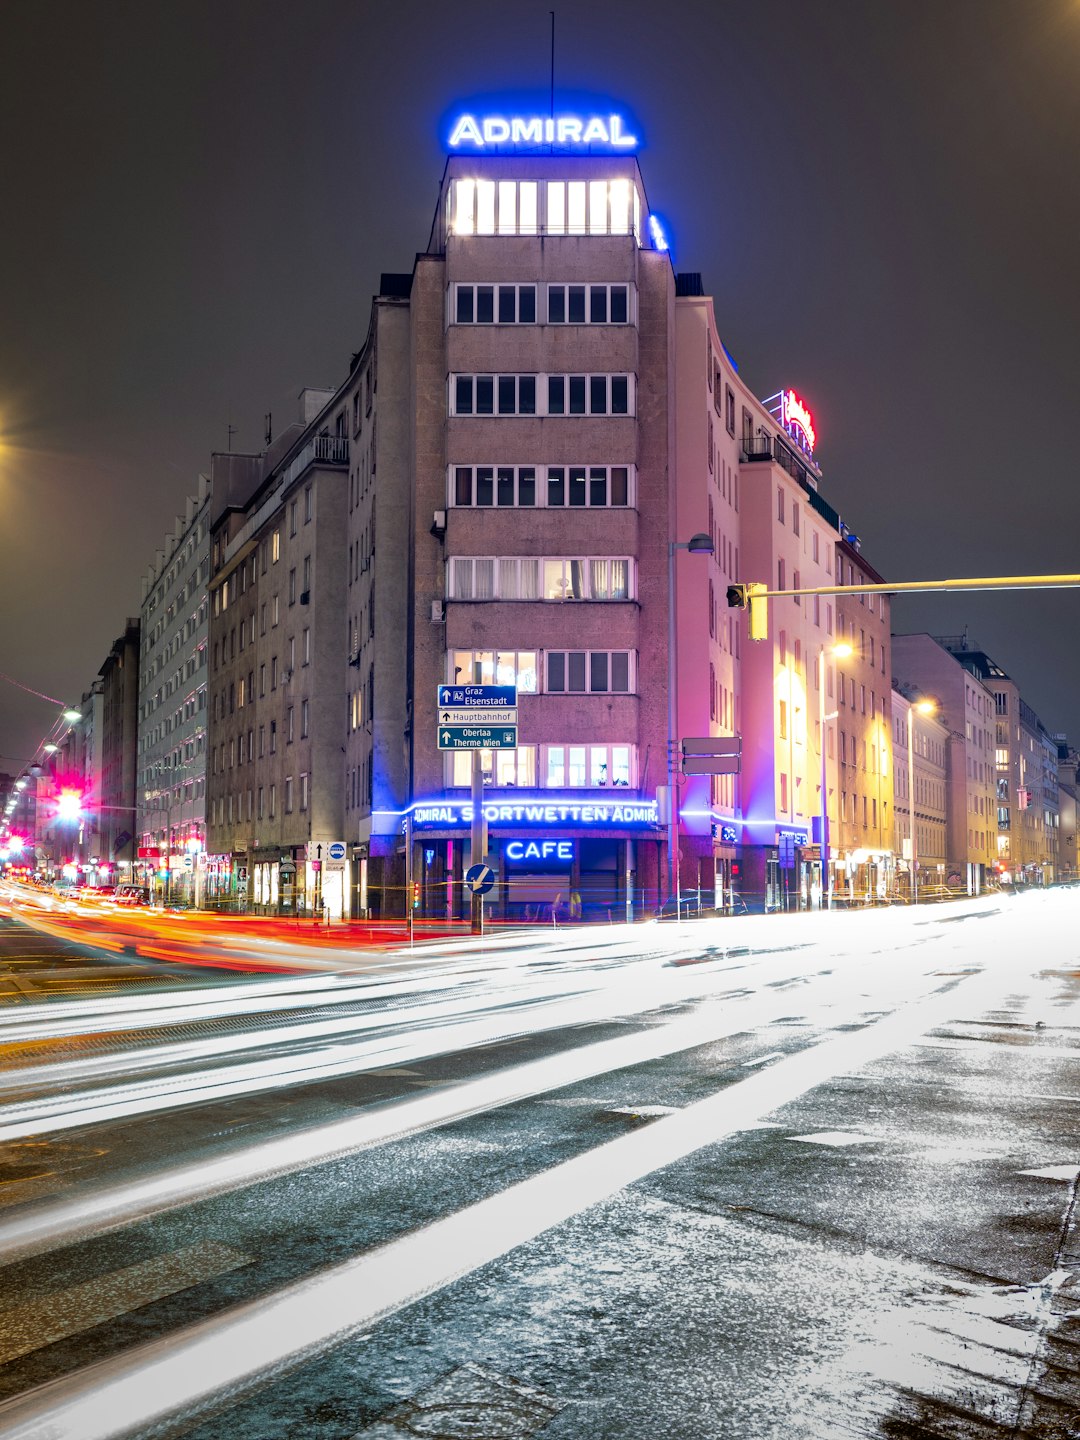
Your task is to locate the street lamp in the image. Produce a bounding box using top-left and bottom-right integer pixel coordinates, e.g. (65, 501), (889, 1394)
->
(907, 696), (937, 905)
(667, 532), (714, 920)
(818, 641), (852, 907)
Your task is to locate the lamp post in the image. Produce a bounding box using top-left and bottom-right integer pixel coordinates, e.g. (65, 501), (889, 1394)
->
(818, 641), (852, 907)
(667, 532), (714, 920)
(907, 697), (936, 904)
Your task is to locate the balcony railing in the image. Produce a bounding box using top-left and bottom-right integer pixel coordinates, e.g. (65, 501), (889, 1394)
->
(282, 434), (349, 489)
(740, 435), (773, 462)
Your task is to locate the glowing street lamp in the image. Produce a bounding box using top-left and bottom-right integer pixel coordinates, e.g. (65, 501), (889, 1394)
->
(63, 709), (81, 724)
(55, 789), (83, 823)
(667, 532), (715, 918)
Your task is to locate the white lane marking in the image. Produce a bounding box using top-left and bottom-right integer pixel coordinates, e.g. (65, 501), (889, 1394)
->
(741, 1052), (785, 1067)
(789, 1131), (878, 1147)
(0, 958), (1013, 1440)
(1017, 1164), (1080, 1181)
(0, 1242), (248, 1366)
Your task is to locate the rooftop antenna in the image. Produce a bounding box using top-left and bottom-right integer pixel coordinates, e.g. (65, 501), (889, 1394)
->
(264, 412), (273, 446)
(226, 424), (237, 452)
(550, 11), (555, 121)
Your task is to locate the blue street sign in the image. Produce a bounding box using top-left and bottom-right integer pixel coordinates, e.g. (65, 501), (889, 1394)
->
(465, 863), (496, 895)
(328, 842), (346, 861)
(438, 726), (518, 750)
(437, 684), (517, 709)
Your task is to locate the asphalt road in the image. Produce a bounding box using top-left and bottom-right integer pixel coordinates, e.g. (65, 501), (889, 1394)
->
(0, 891), (1076, 1439)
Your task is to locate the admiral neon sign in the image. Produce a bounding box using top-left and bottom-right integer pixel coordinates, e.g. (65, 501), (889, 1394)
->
(448, 113), (638, 150)
(781, 389), (816, 453)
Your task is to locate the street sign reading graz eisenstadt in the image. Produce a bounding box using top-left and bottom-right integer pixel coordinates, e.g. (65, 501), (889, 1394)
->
(437, 684), (517, 709)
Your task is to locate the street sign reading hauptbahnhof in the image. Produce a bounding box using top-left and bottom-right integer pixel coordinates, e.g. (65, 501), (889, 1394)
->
(438, 725), (518, 750)
(439, 708), (517, 725)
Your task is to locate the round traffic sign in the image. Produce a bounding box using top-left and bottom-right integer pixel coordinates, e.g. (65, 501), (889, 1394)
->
(465, 863), (495, 895)
(328, 842), (346, 861)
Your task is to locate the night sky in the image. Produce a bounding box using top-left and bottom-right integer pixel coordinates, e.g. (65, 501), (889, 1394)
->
(2, 0), (1078, 772)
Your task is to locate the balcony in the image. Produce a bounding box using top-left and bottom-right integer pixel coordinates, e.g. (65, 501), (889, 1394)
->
(283, 433), (349, 487)
(741, 435), (773, 463)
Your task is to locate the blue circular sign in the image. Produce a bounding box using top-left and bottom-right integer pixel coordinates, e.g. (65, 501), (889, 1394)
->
(328, 842), (346, 861)
(465, 863), (495, 895)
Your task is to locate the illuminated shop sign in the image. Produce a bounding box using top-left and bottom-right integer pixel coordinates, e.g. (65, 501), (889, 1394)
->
(764, 389), (817, 456)
(409, 795), (659, 830)
(781, 390), (816, 452)
(448, 113), (638, 150)
(505, 840), (575, 862)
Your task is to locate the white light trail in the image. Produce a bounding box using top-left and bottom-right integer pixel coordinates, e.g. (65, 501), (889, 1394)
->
(0, 948), (1019, 1440)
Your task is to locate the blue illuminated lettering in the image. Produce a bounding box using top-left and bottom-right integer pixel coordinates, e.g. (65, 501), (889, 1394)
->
(448, 112), (639, 151)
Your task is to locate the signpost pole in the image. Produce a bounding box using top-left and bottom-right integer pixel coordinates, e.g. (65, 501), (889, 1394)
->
(405, 811), (414, 946)
(470, 752), (484, 934)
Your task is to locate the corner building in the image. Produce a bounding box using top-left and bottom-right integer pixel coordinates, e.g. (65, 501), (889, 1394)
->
(405, 154), (670, 918)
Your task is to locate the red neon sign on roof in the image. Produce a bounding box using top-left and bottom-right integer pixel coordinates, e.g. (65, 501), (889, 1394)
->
(781, 389), (816, 452)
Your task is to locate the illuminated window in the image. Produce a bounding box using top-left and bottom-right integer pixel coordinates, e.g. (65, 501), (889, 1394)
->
(450, 650), (538, 691)
(567, 181), (586, 233)
(455, 178), (475, 235)
(476, 179), (496, 233)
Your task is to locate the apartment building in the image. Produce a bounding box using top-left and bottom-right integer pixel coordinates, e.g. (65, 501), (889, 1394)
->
(135, 475), (211, 903)
(936, 639), (1060, 883)
(891, 633), (997, 892)
(97, 620), (141, 871)
(205, 391), (352, 914)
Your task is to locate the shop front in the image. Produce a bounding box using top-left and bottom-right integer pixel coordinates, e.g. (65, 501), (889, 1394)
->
(396, 792), (664, 923)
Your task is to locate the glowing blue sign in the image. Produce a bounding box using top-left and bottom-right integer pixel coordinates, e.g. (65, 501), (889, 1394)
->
(448, 113), (638, 150)
(647, 214), (669, 252)
(505, 840), (574, 862)
(407, 794), (659, 830)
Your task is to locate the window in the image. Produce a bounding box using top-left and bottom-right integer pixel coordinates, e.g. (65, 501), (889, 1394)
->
(288, 568), (296, 605)
(300, 773), (309, 812)
(543, 178), (636, 236)
(451, 178), (538, 236)
(450, 373), (633, 417)
(302, 628), (311, 664)
(448, 556), (631, 602)
(271, 531), (280, 563)
(547, 373), (631, 416)
(725, 386), (735, 436)
(301, 699), (309, 737)
(547, 284), (630, 324)
(450, 464), (632, 509)
(547, 651), (632, 693)
(286, 707), (294, 744)
(453, 284), (536, 324)
(453, 466), (536, 507)
(284, 776), (293, 813)
(451, 374), (536, 415)
(304, 485), (312, 522)
(450, 650), (538, 692)
(545, 466), (631, 507)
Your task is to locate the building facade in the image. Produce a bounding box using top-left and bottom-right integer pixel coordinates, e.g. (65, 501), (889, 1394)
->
(891, 633), (996, 892)
(136, 476), (211, 903)
(892, 688), (948, 895)
(205, 392), (350, 914)
(931, 638), (1059, 885)
(97, 620), (141, 872)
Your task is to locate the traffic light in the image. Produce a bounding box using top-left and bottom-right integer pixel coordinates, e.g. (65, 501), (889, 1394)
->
(726, 582), (768, 641)
(412, 881), (420, 909)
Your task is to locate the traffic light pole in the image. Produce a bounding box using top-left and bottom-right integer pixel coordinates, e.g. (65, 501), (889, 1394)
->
(729, 571), (1080, 638)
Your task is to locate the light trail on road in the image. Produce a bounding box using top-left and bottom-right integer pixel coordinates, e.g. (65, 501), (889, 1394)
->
(0, 917), (1029, 1440)
(0, 899), (987, 1142)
